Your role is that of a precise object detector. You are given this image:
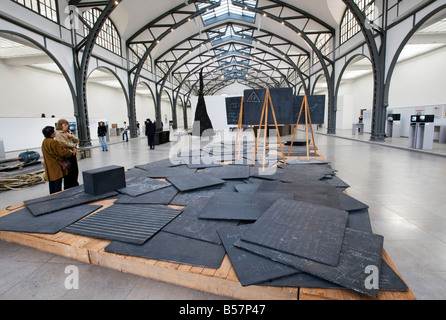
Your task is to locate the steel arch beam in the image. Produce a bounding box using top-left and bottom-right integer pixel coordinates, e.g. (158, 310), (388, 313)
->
(343, 0), (386, 141)
(72, 0), (122, 147)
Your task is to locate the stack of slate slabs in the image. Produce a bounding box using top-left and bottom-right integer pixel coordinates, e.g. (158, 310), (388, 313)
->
(12, 155), (409, 298)
(228, 198), (385, 297)
(62, 204), (182, 244)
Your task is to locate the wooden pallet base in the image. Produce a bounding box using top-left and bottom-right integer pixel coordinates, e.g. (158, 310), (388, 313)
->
(0, 154), (416, 300)
(0, 201), (415, 300)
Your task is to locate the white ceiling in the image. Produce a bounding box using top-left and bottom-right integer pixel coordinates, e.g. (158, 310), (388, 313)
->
(0, 2), (445, 93)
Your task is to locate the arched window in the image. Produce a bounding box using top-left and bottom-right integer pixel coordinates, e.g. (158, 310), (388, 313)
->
(82, 8), (122, 56)
(13, 0), (58, 22)
(340, 0), (376, 44)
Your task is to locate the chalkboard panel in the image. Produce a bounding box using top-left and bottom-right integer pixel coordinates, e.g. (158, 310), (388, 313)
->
(293, 95), (326, 124)
(243, 88), (294, 125)
(225, 96), (243, 125)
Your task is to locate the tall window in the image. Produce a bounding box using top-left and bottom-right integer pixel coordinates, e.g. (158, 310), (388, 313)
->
(130, 43), (152, 72)
(82, 8), (122, 56)
(13, 0), (58, 22)
(340, 0), (376, 44)
(313, 33), (332, 64)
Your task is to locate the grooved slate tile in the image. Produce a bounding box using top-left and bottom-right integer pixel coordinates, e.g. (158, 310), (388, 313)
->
(62, 204), (182, 244)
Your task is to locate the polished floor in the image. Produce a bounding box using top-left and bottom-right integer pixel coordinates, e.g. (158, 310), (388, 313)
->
(1, 129), (446, 300)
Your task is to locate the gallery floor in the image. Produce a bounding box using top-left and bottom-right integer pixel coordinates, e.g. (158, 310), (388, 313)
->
(0, 128), (446, 300)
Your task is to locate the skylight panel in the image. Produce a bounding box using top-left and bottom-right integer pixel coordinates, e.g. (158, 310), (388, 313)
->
(198, 0), (257, 26)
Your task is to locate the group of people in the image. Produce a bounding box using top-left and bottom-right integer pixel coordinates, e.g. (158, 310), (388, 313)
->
(122, 119), (158, 150)
(41, 119), (80, 195)
(42, 118), (159, 194)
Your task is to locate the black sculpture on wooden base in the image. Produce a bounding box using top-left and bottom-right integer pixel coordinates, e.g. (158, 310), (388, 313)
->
(192, 70), (214, 136)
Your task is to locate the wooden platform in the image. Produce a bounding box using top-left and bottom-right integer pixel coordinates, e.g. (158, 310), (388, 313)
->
(0, 200), (416, 300)
(0, 149), (416, 300)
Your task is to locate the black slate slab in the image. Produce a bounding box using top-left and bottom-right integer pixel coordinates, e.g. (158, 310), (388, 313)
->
(114, 186), (179, 205)
(240, 198), (348, 266)
(198, 192), (294, 221)
(105, 231), (226, 269)
(117, 177), (171, 197)
(167, 172), (226, 192)
(0, 204), (102, 234)
(236, 228), (384, 297)
(23, 185), (118, 216)
(163, 198), (239, 245)
(337, 190), (369, 212)
(217, 225), (303, 286)
(256, 180), (342, 209)
(200, 165), (250, 180)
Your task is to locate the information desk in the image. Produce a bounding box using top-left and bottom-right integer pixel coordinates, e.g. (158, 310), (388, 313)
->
(155, 131), (170, 145)
(352, 123), (364, 135)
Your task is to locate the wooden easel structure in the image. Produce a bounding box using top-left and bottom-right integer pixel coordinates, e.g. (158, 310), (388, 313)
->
(249, 88), (287, 169)
(288, 95), (318, 160)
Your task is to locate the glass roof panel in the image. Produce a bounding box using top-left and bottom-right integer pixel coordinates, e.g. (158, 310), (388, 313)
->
(198, 0), (257, 26)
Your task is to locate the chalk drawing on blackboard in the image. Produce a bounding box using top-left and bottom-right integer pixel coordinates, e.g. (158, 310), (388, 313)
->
(247, 91), (261, 103)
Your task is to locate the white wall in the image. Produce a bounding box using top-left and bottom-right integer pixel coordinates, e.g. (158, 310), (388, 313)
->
(337, 46), (446, 132)
(0, 63), (73, 118)
(86, 81), (128, 128)
(389, 47), (446, 108)
(337, 74), (374, 130)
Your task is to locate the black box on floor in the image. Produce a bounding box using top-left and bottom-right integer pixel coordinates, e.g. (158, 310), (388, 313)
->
(83, 165), (126, 195)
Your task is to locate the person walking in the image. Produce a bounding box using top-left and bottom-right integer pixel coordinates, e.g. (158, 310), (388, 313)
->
(41, 126), (76, 194)
(145, 118), (156, 150)
(98, 121), (108, 151)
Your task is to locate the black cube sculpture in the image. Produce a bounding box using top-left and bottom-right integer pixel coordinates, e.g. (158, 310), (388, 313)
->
(83, 165), (126, 195)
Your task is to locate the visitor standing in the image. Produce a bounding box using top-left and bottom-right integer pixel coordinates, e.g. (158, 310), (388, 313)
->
(122, 121), (129, 142)
(98, 121), (108, 151)
(145, 118), (156, 150)
(41, 126), (75, 194)
(55, 119), (80, 190)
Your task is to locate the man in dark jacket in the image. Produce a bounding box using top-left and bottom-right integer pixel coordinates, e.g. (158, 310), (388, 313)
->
(145, 118), (156, 150)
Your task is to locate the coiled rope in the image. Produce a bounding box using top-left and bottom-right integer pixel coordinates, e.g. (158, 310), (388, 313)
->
(0, 171), (46, 192)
